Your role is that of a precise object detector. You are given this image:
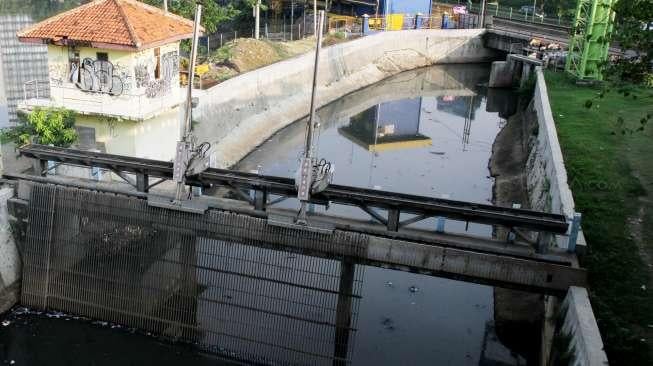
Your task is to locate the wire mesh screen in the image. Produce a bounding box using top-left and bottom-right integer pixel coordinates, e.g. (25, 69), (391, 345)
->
(21, 183), (365, 365)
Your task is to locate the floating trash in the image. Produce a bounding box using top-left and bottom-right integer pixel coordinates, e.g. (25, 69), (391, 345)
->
(385, 281), (394, 287)
(409, 285), (419, 293)
(2, 320), (10, 326)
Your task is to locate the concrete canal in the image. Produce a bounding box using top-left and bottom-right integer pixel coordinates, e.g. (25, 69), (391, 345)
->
(1, 61), (536, 365)
(234, 63), (532, 365)
(0, 3), (538, 365)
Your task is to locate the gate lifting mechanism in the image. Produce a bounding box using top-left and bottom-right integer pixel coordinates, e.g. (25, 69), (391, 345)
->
(295, 10), (335, 225)
(150, 3), (211, 212)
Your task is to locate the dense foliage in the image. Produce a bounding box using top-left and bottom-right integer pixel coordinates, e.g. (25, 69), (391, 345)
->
(0, 0), (81, 20)
(142, 0), (247, 34)
(1, 108), (78, 147)
(610, 0), (653, 84)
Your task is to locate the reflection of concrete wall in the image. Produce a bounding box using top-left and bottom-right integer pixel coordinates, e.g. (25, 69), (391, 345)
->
(236, 65), (481, 171)
(0, 187), (20, 314)
(194, 29), (497, 168)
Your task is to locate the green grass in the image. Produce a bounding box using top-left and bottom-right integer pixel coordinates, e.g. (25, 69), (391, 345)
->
(545, 71), (653, 365)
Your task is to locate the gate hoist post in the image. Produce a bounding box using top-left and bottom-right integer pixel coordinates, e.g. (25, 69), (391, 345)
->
(173, 4), (202, 202)
(296, 10), (325, 225)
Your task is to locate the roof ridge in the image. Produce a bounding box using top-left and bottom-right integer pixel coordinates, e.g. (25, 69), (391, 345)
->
(16, 0), (107, 38)
(121, 0), (197, 28)
(114, 0), (141, 48)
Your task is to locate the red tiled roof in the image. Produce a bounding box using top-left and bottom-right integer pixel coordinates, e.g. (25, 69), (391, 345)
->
(17, 0), (201, 51)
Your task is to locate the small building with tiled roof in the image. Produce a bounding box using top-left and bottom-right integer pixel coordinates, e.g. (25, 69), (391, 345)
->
(17, 0), (202, 161)
(18, 0), (196, 51)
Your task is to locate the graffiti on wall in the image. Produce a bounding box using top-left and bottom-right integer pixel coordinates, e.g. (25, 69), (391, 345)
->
(71, 58), (125, 96)
(161, 51), (180, 81)
(134, 50), (179, 98)
(49, 63), (68, 86)
(113, 62), (132, 92)
(134, 62), (150, 88)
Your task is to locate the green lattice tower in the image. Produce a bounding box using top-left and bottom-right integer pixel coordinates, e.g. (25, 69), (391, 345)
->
(565, 0), (617, 80)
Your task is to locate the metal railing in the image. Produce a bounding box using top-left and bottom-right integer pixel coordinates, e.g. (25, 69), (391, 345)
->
(328, 16), (363, 35)
(367, 13), (478, 32)
(437, 0), (573, 27)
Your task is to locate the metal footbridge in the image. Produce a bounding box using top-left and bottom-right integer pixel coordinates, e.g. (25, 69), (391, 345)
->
(6, 144), (586, 295)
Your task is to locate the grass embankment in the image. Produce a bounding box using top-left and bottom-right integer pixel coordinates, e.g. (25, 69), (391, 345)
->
(195, 33), (351, 88)
(545, 71), (653, 365)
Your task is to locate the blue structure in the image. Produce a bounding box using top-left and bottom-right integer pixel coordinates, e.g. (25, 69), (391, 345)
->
(331, 0), (432, 17)
(379, 0), (432, 16)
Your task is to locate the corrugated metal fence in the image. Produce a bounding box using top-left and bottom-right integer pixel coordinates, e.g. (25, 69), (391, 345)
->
(21, 183), (365, 365)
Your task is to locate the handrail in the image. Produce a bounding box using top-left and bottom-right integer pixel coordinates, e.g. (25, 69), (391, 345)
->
(17, 144), (571, 235)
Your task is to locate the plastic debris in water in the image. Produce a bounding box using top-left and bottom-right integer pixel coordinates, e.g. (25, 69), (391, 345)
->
(385, 281), (393, 287)
(409, 285), (419, 293)
(2, 320), (10, 327)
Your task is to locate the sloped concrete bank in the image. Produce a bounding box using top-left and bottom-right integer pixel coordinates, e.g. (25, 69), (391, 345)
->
(489, 67), (608, 365)
(526, 68), (587, 252)
(193, 29), (497, 168)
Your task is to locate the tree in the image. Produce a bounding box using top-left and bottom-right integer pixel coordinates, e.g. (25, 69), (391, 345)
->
(0, 0), (81, 21)
(609, 0), (653, 84)
(142, 0), (242, 34)
(1, 107), (78, 147)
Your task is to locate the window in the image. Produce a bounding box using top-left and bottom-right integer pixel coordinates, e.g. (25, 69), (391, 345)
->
(96, 52), (109, 62)
(154, 47), (161, 79)
(68, 48), (80, 82)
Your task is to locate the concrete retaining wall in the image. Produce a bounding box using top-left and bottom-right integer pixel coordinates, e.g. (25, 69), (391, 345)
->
(558, 287), (609, 366)
(0, 187), (20, 314)
(193, 29), (497, 168)
(525, 67), (586, 252)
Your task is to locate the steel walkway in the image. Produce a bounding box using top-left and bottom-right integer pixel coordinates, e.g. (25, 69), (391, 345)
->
(18, 144), (570, 235)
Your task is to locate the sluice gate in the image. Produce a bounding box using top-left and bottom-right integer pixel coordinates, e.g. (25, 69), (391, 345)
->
(17, 182), (364, 365)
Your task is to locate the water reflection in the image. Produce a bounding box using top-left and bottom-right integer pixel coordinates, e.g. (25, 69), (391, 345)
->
(237, 65), (508, 236)
(338, 98), (432, 153)
(233, 64), (528, 365)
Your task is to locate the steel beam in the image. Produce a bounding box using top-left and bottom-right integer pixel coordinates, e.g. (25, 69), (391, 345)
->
(17, 144), (570, 235)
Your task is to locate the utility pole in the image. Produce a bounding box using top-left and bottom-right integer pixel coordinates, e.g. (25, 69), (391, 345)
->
(313, 0), (317, 35)
(163, 0), (168, 12)
(254, 0), (261, 40)
(480, 0), (486, 27)
(533, 0), (537, 22)
(173, 4), (202, 202)
(296, 10), (325, 224)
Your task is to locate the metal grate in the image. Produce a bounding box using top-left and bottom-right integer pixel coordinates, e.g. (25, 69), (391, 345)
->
(21, 183), (364, 365)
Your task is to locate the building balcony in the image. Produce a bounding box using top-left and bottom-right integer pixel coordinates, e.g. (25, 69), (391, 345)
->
(17, 80), (185, 122)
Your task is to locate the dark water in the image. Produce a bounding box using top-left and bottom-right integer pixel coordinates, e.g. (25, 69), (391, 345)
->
(0, 63), (528, 365)
(1, 2), (528, 365)
(233, 64), (525, 366)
